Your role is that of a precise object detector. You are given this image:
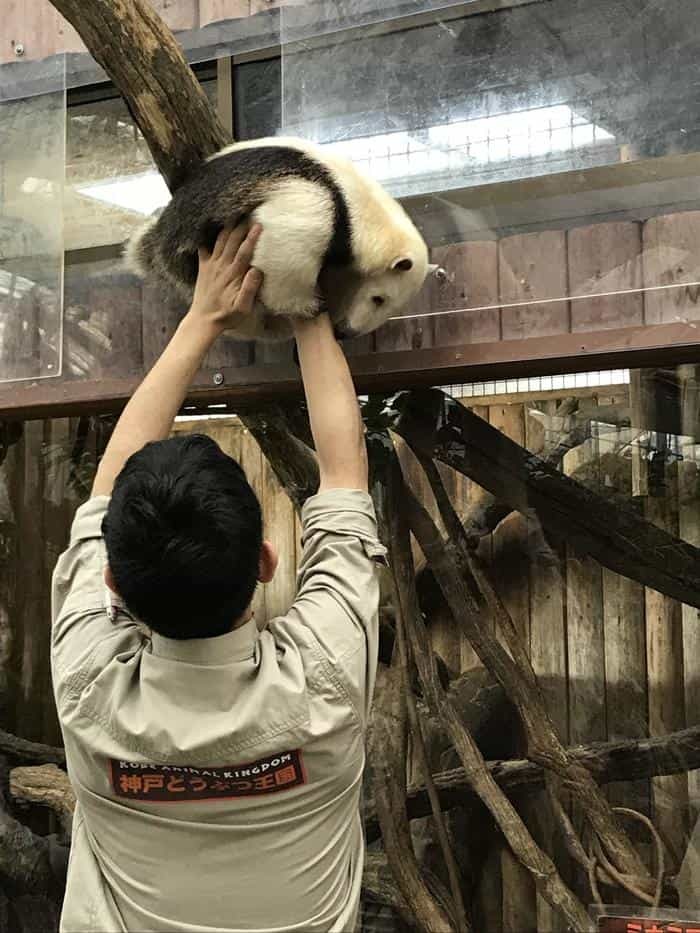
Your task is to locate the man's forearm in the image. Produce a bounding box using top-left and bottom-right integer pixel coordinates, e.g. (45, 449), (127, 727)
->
(91, 314), (218, 497)
(294, 314), (367, 492)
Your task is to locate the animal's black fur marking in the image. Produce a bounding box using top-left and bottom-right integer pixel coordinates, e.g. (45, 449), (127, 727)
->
(149, 146), (353, 289)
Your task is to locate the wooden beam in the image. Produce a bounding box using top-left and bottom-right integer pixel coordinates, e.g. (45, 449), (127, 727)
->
(2, 322), (700, 421)
(393, 388), (700, 610)
(364, 724), (700, 844)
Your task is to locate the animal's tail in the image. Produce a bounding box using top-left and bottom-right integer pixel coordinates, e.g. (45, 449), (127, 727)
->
(123, 213), (161, 278)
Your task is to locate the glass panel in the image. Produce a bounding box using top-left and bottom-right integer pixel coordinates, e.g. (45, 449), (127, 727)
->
(65, 78), (216, 252)
(233, 57), (282, 140)
(280, 0), (700, 354)
(0, 57), (65, 383)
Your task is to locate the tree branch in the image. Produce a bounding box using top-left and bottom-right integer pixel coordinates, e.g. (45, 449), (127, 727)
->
(368, 666), (454, 932)
(392, 389), (700, 610)
(0, 730), (65, 768)
(364, 725), (700, 843)
(371, 439), (592, 932)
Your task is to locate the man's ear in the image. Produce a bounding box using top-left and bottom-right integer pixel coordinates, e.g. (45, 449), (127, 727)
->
(258, 541), (278, 584)
(104, 565), (119, 595)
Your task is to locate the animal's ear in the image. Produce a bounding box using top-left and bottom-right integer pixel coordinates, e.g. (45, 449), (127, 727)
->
(392, 257), (413, 272)
(427, 263), (439, 274)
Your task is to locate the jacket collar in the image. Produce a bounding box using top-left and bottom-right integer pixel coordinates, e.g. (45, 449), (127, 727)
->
(149, 617), (259, 664)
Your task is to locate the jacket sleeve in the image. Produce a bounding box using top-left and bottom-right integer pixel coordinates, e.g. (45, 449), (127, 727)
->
(278, 489), (386, 727)
(51, 496), (144, 707)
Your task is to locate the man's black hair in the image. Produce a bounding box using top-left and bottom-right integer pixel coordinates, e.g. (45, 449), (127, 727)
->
(102, 434), (262, 640)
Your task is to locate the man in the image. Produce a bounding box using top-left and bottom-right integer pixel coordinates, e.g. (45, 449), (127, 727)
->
(51, 224), (386, 933)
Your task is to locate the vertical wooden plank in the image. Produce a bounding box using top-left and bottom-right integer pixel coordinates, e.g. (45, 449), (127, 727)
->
(1, 0), (88, 62)
(603, 394), (651, 824)
(499, 230), (569, 736)
(151, 0), (198, 32)
(431, 241), (500, 348)
(499, 231), (569, 340)
(0, 430), (19, 729)
(603, 568), (650, 804)
(374, 287), (433, 354)
(237, 424), (267, 623)
(1, 1), (56, 64)
(645, 479), (689, 869)
(563, 439), (607, 747)
(217, 56), (234, 137)
(567, 222), (643, 331)
(490, 404), (530, 648)
(643, 211), (700, 324)
(525, 396), (568, 932)
(430, 462), (461, 678)
(42, 417), (82, 745)
(205, 332), (254, 371)
(530, 538), (568, 933)
(474, 842), (503, 933)
(341, 332), (375, 358)
(680, 459), (700, 822)
(12, 421), (46, 741)
(142, 282), (187, 370)
(199, 0), (250, 27)
(256, 339), (296, 367)
(490, 402), (537, 932)
(87, 272), (144, 377)
(460, 403), (490, 675)
(374, 244), (443, 353)
(641, 212), (691, 869)
(250, 0), (282, 14)
(260, 453), (297, 620)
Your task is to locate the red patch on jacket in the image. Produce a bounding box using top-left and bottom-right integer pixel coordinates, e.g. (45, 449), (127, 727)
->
(109, 750), (306, 801)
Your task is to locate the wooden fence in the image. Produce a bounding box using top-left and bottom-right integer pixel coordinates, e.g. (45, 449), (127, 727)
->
(2, 379), (698, 929)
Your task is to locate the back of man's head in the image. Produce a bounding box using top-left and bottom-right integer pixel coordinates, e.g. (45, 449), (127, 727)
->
(102, 434), (262, 639)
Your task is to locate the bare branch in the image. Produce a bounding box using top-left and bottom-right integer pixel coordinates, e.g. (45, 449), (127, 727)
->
(392, 388), (700, 610)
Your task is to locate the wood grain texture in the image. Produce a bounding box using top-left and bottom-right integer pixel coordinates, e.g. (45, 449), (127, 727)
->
(645, 485), (689, 871)
(199, 0), (250, 26)
(499, 231), (569, 340)
(568, 222), (643, 332)
(680, 459), (700, 823)
(643, 211), (700, 324)
(563, 439), (606, 747)
(431, 241), (500, 347)
(261, 453), (297, 620)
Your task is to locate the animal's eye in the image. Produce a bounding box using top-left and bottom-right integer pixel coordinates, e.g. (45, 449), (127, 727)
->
(372, 296), (385, 307)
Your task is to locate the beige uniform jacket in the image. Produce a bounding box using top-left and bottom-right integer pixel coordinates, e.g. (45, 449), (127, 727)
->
(51, 488), (385, 933)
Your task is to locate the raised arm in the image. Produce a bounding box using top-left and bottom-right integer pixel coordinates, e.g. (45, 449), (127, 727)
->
(91, 225), (262, 497)
(292, 315), (367, 493)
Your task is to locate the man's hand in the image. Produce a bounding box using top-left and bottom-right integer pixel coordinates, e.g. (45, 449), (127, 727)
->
(189, 224), (263, 334)
(91, 224), (263, 498)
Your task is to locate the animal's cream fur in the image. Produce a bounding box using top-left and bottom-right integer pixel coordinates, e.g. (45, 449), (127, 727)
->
(249, 177), (335, 318)
(127, 137), (429, 341)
